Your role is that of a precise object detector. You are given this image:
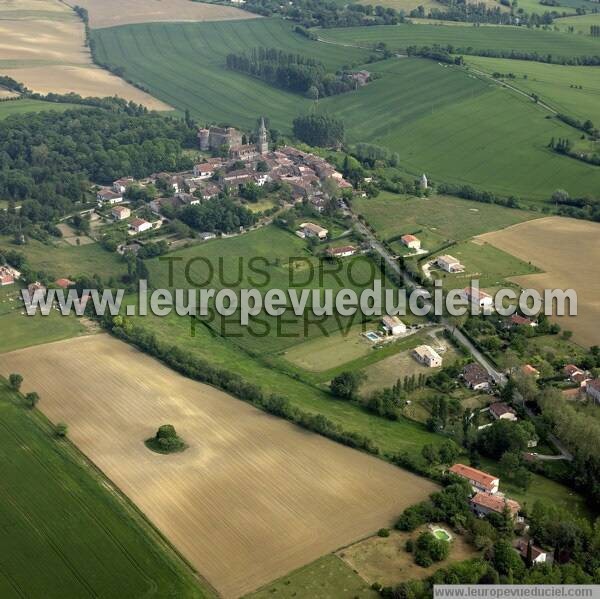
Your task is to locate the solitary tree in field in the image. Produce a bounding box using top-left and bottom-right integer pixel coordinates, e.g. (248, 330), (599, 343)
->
(330, 371), (366, 400)
(25, 392), (39, 409)
(55, 422), (68, 438)
(146, 424), (186, 454)
(9, 373), (23, 391)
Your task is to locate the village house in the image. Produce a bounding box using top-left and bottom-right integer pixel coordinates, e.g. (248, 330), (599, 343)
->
(193, 162), (216, 179)
(112, 177), (134, 194)
(198, 183), (220, 201)
(97, 188), (123, 206)
(449, 463), (500, 494)
(175, 192), (200, 206)
(0, 265), (20, 287)
(326, 245), (356, 259)
(27, 281), (46, 295)
(112, 206), (131, 221)
(514, 539), (549, 565)
(382, 315), (406, 336)
(401, 234), (421, 250)
(586, 379), (600, 403)
(462, 363), (490, 391)
(299, 222), (328, 240)
(510, 314), (537, 327)
(522, 364), (540, 378)
(489, 402), (518, 422)
(350, 70), (371, 86)
(198, 232), (217, 241)
(436, 254), (464, 273)
(54, 278), (75, 289)
(412, 345), (442, 368)
(130, 218), (153, 235)
(470, 492), (520, 519)
(564, 364), (585, 382)
(149, 197), (181, 215)
(463, 286), (494, 311)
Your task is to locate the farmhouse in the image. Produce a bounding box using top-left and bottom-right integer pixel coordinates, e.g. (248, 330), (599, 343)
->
(489, 402), (518, 422)
(300, 222), (328, 239)
(381, 315), (406, 336)
(586, 379), (600, 403)
(401, 234), (421, 250)
(436, 254), (464, 273)
(113, 177), (134, 194)
(510, 314), (536, 327)
(463, 287), (493, 311)
(462, 363), (490, 391)
(326, 245), (356, 259)
(112, 206), (131, 221)
(175, 193), (200, 206)
(55, 278), (75, 289)
(193, 162), (216, 179)
(97, 188), (123, 205)
(449, 463), (499, 494)
(412, 345), (442, 368)
(470, 492), (520, 519)
(522, 364), (540, 378)
(564, 364), (585, 381)
(0, 265), (20, 287)
(130, 218), (153, 234)
(515, 539), (549, 565)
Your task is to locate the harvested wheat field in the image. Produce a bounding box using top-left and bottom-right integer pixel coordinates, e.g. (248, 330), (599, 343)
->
(64, 0), (259, 28)
(478, 216), (600, 347)
(0, 0), (170, 109)
(0, 334), (437, 598)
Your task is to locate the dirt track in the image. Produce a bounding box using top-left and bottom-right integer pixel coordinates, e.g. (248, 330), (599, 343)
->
(0, 335), (437, 597)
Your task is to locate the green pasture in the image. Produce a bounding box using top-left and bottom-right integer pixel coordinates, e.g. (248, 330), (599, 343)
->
(354, 193), (537, 247)
(465, 55), (600, 122)
(555, 13), (600, 34)
(0, 380), (208, 598)
(93, 20), (600, 200)
(0, 99), (81, 119)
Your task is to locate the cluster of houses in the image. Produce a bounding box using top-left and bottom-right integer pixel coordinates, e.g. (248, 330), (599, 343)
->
(448, 463), (550, 564)
(96, 122), (354, 221)
(0, 264), (21, 287)
(562, 363), (600, 403)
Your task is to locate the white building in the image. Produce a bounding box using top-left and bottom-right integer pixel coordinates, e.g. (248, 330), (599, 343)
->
(382, 315), (406, 336)
(97, 188), (123, 206)
(112, 206), (131, 221)
(463, 286), (493, 311)
(300, 222), (328, 239)
(193, 163), (216, 179)
(449, 463), (499, 494)
(436, 254), (464, 273)
(112, 177), (134, 194)
(413, 345), (442, 368)
(401, 234), (421, 250)
(420, 173), (428, 189)
(489, 402), (518, 422)
(130, 218), (153, 234)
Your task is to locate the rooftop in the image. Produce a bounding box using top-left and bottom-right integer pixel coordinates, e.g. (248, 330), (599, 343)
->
(471, 492), (520, 515)
(449, 463), (498, 488)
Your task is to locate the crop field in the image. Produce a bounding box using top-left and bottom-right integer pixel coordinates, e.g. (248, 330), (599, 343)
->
(555, 12), (600, 34)
(0, 98), (82, 118)
(317, 22), (600, 58)
(477, 216), (600, 347)
(465, 56), (600, 123)
(0, 335), (439, 598)
(0, 379), (207, 598)
(430, 239), (541, 290)
(93, 22), (600, 200)
(354, 193), (537, 248)
(0, 0), (169, 109)
(68, 0), (258, 28)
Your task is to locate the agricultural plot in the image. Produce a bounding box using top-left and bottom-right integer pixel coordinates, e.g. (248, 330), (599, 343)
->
(92, 21), (600, 200)
(354, 193), (537, 248)
(68, 0), (258, 28)
(0, 379), (207, 598)
(555, 12), (600, 33)
(317, 22), (600, 57)
(465, 56), (600, 123)
(0, 98), (81, 118)
(0, 0), (169, 109)
(477, 216), (600, 347)
(0, 335), (439, 598)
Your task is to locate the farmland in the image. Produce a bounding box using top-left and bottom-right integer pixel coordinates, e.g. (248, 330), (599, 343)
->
(555, 12), (600, 34)
(67, 0), (258, 28)
(0, 0), (169, 109)
(354, 193), (538, 248)
(465, 56), (600, 123)
(0, 334), (438, 598)
(0, 378), (207, 598)
(0, 98), (82, 118)
(92, 20), (600, 200)
(477, 216), (600, 347)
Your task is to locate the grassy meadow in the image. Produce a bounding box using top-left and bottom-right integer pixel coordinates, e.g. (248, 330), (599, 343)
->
(0, 379), (208, 598)
(555, 12), (600, 34)
(465, 56), (600, 122)
(92, 20), (600, 201)
(0, 99), (81, 119)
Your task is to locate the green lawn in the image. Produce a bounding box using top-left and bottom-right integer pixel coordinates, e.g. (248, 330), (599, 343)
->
(0, 99), (81, 119)
(246, 554), (377, 599)
(354, 193), (537, 249)
(92, 20), (600, 201)
(0, 379), (209, 598)
(0, 237), (127, 282)
(465, 55), (600, 123)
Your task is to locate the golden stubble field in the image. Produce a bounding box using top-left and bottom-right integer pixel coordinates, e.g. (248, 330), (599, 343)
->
(64, 0), (259, 28)
(477, 216), (600, 347)
(0, 335), (437, 598)
(0, 0), (170, 109)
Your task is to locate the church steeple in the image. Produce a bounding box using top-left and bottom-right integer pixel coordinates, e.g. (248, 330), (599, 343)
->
(257, 117), (268, 155)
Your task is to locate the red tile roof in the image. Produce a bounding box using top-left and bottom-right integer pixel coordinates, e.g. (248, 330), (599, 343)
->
(511, 314), (533, 326)
(449, 464), (498, 491)
(489, 402), (517, 418)
(471, 492), (520, 516)
(515, 539), (546, 560)
(401, 234), (419, 243)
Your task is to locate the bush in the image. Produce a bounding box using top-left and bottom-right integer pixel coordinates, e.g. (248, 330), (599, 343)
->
(146, 424), (186, 454)
(377, 528), (390, 537)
